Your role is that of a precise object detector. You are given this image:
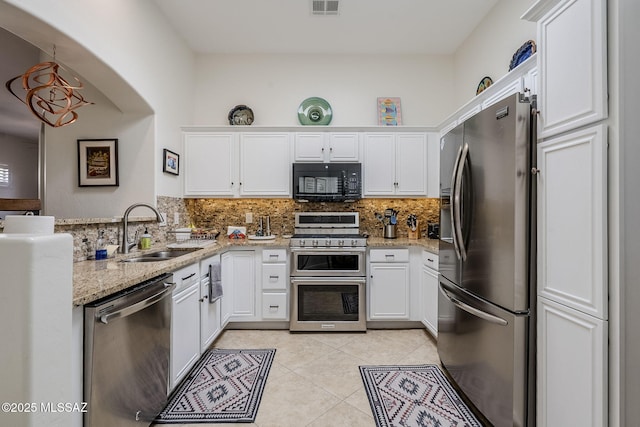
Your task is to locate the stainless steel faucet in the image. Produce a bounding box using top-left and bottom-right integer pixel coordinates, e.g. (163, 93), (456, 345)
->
(119, 203), (164, 253)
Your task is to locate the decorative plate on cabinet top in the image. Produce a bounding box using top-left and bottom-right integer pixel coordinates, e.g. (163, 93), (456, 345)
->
(509, 40), (537, 71)
(298, 97), (332, 125)
(476, 76), (493, 95)
(228, 105), (254, 125)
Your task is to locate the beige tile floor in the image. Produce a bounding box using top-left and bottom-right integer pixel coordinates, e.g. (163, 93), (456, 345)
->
(154, 328), (440, 427)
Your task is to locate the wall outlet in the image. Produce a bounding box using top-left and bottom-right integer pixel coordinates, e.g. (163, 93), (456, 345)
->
(245, 212), (253, 223)
(173, 212), (180, 225)
(159, 212), (167, 227)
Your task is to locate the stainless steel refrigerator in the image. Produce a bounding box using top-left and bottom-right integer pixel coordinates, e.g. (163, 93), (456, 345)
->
(438, 92), (536, 427)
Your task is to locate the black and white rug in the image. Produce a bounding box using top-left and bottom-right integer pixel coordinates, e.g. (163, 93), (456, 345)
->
(359, 364), (483, 427)
(155, 348), (275, 424)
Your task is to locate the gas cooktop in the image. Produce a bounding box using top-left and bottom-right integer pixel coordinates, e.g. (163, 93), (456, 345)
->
(291, 212), (367, 248)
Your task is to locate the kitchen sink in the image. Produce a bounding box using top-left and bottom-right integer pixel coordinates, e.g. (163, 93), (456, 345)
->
(121, 248), (202, 263)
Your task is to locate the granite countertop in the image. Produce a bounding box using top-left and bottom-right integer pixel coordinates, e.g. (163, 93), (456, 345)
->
(73, 237), (290, 306)
(367, 236), (439, 253)
(73, 236), (439, 307)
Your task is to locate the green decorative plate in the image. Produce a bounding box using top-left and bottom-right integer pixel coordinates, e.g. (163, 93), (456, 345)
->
(298, 97), (332, 125)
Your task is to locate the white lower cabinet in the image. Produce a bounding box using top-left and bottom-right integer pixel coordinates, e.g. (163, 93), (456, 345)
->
(199, 279), (221, 353)
(537, 297), (607, 427)
(260, 248), (288, 320)
(368, 248), (410, 320)
(170, 262), (200, 391)
(261, 293), (288, 320)
(200, 255), (222, 353)
(221, 250), (257, 321)
(420, 251), (439, 337)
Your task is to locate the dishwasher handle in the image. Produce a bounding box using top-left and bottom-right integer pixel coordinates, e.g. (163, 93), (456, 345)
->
(99, 282), (175, 324)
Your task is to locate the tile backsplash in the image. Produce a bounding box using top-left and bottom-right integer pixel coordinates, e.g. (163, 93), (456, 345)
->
(16, 196), (438, 261)
(185, 198), (439, 239)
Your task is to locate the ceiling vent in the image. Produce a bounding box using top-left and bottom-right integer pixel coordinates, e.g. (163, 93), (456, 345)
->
(312, 0), (339, 15)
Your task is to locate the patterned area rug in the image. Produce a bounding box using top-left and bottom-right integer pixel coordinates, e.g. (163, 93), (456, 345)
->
(155, 348), (275, 424)
(359, 364), (483, 427)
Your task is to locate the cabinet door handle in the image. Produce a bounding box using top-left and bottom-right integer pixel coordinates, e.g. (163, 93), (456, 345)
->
(199, 295), (208, 302)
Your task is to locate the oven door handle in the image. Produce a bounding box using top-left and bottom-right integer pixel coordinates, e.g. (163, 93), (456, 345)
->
(290, 248), (366, 254)
(291, 277), (366, 284)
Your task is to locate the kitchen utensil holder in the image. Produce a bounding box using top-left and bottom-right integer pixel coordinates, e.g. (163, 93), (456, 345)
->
(384, 224), (397, 239)
(408, 221), (420, 240)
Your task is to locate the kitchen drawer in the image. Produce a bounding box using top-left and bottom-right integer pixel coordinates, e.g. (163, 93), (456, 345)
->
(369, 248), (409, 263)
(262, 249), (288, 263)
(262, 292), (287, 319)
(262, 263), (287, 290)
(173, 262), (199, 293)
(422, 251), (439, 270)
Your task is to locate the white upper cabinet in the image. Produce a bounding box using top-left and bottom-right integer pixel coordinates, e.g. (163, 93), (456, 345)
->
(395, 133), (428, 195)
(532, 0), (608, 138)
(364, 132), (427, 197)
(183, 130), (291, 197)
(184, 132), (238, 196)
(363, 133), (396, 195)
(293, 132), (360, 162)
(239, 133), (291, 197)
(438, 55), (536, 138)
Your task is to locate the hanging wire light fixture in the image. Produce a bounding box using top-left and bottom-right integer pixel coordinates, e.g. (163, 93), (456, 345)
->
(5, 46), (93, 127)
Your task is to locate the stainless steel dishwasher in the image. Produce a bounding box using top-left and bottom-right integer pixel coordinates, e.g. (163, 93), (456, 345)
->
(84, 272), (175, 427)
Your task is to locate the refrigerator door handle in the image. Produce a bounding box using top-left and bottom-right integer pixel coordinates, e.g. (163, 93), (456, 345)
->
(439, 282), (508, 326)
(453, 142), (469, 260)
(450, 145), (463, 260)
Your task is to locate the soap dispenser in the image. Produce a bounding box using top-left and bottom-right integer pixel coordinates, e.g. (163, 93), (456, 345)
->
(95, 231), (107, 260)
(140, 227), (152, 249)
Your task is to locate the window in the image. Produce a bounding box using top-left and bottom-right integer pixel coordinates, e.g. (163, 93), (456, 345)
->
(0, 164), (9, 187)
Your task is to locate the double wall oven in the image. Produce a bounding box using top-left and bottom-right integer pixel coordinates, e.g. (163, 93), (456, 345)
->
(290, 212), (367, 331)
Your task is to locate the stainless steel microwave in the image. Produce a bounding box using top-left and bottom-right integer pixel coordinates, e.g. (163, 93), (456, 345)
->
(292, 163), (361, 202)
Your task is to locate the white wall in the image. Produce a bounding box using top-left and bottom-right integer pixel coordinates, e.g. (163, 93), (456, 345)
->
(0, 0), (534, 218)
(0, 0), (196, 217)
(612, 0), (640, 424)
(452, 0), (536, 107)
(42, 81), (156, 218)
(193, 54), (455, 127)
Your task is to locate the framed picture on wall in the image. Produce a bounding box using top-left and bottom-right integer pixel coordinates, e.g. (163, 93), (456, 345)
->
(377, 97), (402, 126)
(77, 139), (119, 187)
(163, 149), (179, 175)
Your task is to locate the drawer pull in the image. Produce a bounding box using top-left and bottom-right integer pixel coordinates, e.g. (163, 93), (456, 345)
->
(269, 254), (279, 259)
(427, 258), (434, 262)
(269, 305), (279, 311)
(385, 254), (395, 259)
(269, 275), (279, 280)
(181, 272), (196, 281)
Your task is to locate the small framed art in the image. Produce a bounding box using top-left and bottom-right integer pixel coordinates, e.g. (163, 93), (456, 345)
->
(77, 139), (119, 187)
(163, 149), (179, 175)
(377, 97), (402, 126)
